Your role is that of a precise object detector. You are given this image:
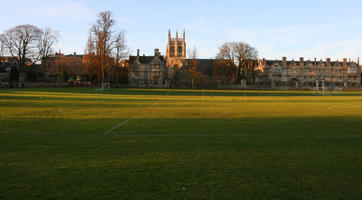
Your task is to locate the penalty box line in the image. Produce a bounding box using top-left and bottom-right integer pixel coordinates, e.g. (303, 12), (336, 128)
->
(102, 90), (171, 136)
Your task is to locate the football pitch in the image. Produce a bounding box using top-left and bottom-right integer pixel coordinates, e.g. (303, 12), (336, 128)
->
(1, 88), (362, 199)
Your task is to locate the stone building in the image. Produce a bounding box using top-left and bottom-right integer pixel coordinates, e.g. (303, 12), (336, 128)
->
(46, 52), (84, 79)
(164, 30), (219, 88)
(0, 56), (32, 82)
(255, 57), (361, 89)
(165, 30), (187, 81)
(127, 30), (361, 89)
(116, 60), (129, 84)
(172, 59), (216, 88)
(128, 49), (166, 86)
(128, 30), (218, 88)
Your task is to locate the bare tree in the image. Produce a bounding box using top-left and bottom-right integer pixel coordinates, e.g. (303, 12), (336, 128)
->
(38, 28), (60, 76)
(88, 11), (128, 88)
(2, 25), (42, 70)
(0, 35), (4, 57)
(113, 31), (128, 83)
(89, 11), (114, 88)
(114, 31), (127, 65)
(188, 46), (199, 88)
(216, 42), (258, 84)
(216, 43), (237, 84)
(188, 46), (198, 60)
(85, 31), (95, 55)
(233, 42), (258, 81)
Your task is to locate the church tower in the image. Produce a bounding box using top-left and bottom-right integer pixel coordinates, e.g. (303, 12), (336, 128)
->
(166, 29), (186, 59)
(165, 29), (187, 85)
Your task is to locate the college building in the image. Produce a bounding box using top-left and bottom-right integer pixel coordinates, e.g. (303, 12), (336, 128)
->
(127, 30), (361, 89)
(255, 57), (361, 89)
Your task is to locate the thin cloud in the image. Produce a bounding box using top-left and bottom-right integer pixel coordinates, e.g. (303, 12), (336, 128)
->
(29, 0), (94, 19)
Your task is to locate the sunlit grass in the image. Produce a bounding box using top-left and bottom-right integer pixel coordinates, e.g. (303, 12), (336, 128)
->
(0, 88), (362, 199)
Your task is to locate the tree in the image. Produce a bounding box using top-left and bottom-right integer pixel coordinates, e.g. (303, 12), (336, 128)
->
(1, 25), (42, 70)
(233, 42), (258, 82)
(9, 66), (19, 88)
(114, 31), (127, 66)
(215, 43), (238, 84)
(213, 59), (235, 85)
(188, 46), (198, 60)
(188, 47), (199, 88)
(60, 70), (69, 82)
(87, 11), (127, 88)
(89, 11), (114, 88)
(0, 35), (4, 57)
(113, 31), (128, 83)
(38, 28), (60, 76)
(216, 42), (258, 84)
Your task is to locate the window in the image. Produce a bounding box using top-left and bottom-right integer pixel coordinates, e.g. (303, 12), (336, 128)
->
(177, 46), (183, 57)
(348, 67), (357, 74)
(170, 46), (175, 57)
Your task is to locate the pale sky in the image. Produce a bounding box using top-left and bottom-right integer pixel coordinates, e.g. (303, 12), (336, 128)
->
(1, 0), (362, 61)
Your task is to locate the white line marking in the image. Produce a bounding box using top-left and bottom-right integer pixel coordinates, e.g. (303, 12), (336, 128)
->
(102, 90), (170, 136)
(202, 89), (205, 103)
(103, 118), (132, 136)
(328, 105), (336, 112)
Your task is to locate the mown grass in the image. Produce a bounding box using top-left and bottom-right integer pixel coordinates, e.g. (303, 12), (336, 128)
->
(0, 88), (362, 199)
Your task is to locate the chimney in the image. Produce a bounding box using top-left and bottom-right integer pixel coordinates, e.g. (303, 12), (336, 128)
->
(326, 58), (331, 65)
(154, 49), (160, 56)
(343, 58), (347, 64)
(282, 57), (287, 63)
(137, 49), (140, 57)
(300, 57), (304, 63)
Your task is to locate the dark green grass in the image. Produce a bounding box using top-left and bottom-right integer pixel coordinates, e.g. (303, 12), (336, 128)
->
(1, 134), (362, 199)
(0, 88), (362, 199)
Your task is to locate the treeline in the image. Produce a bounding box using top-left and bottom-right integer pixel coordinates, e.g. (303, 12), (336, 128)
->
(0, 10), (260, 88)
(0, 25), (59, 83)
(0, 11), (128, 87)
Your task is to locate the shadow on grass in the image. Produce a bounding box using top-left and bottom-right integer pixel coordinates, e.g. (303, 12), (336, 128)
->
(1, 117), (362, 199)
(1, 116), (361, 137)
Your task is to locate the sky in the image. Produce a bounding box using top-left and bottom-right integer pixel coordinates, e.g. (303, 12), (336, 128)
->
(1, 0), (362, 61)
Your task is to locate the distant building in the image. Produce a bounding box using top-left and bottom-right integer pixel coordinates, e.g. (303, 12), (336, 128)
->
(117, 60), (129, 84)
(0, 56), (32, 82)
(255, 57), (361, 88)
(127, 30), (361, 89)
(165, 30), (187, 80)
(46, 52), (84, 79)
(164, 30), (217, 88)
(128, 49), (166, 86)
(0, 56), (32, 72)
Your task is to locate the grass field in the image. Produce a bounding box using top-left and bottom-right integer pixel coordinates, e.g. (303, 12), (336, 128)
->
(1, 88), (362, 199)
